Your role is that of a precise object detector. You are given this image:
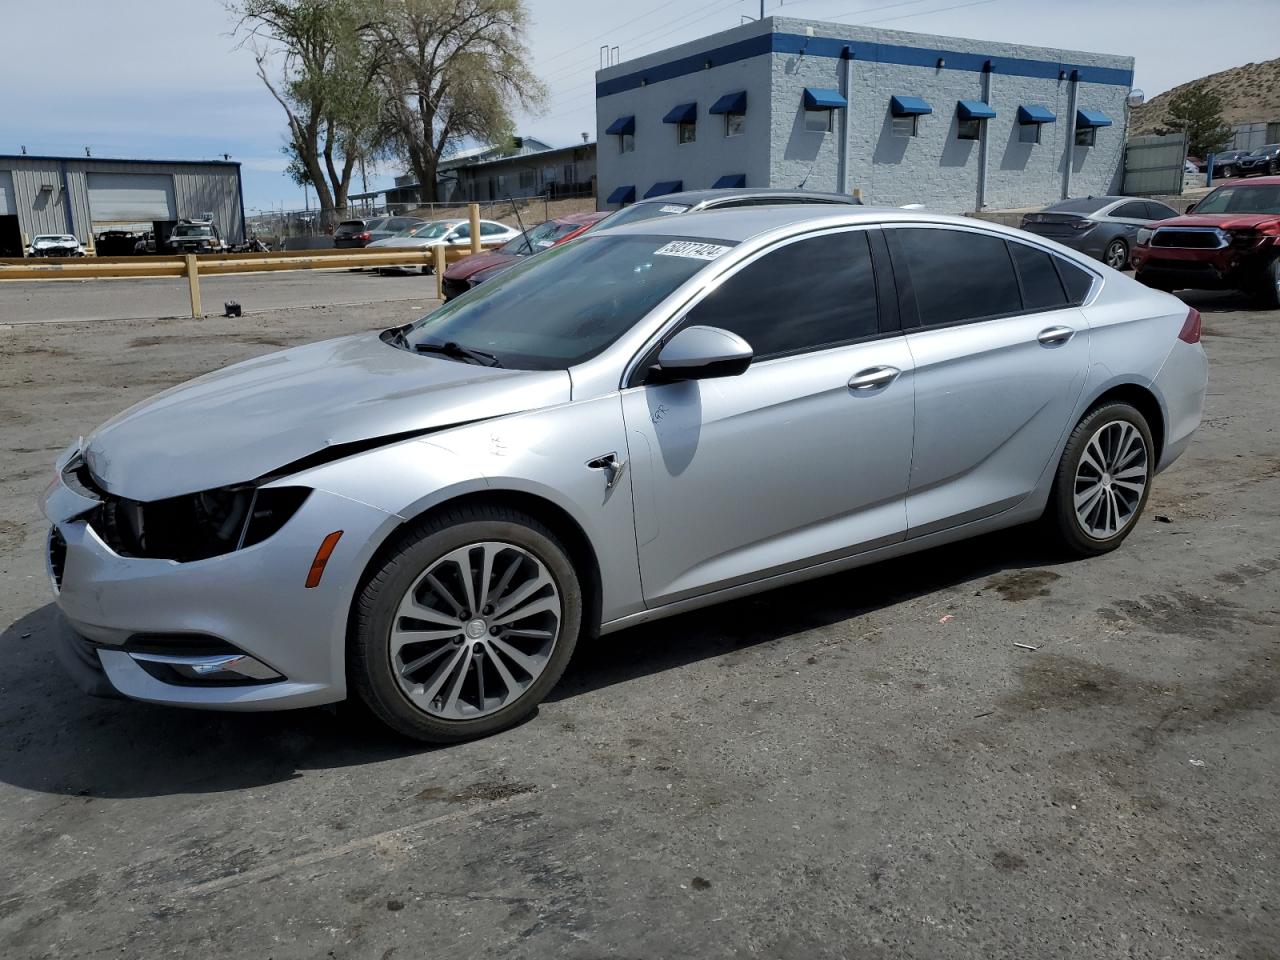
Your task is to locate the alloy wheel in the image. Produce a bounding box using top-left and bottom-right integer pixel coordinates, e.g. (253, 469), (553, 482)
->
(389, 541), (562, 720)
(1105, 240), (1128, 270)
(1073, 420), (1149, 540)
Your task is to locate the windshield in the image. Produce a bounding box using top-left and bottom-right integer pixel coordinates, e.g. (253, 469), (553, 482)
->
(1193, 184), (1280, 215)
(593, 200), (691, 230)
(1249, 144), (1279, 156)
(36, 236), (74, 243)
(402, 234), (734, 370)
(401, 221), (453, 239)
(174, 224), (213, 237)
(501, 219), (565, 255)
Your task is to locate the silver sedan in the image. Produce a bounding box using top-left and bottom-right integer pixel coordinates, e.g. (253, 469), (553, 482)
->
(1020, 196), (1180, 270)
(42, 207), (1208, 742)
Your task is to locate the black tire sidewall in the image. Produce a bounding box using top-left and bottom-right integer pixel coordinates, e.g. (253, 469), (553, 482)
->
(349, 511), (582, 743)
(1105, 239), (1128, 269)
(1050, 402), (1155, 556)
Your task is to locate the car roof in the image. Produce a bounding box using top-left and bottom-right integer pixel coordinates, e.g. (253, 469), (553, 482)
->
(594, 204), (1029, 244)
(636, 187), (859, 206)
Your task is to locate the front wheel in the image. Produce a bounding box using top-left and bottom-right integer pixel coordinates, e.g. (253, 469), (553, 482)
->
(348, 505), (583, 743)
(1256, 257), (1280, 310)
(1045, 403), (1154, 557)
(1104, 238), (1129, 270)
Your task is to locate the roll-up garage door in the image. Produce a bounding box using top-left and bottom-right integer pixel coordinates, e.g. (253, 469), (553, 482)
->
(87, 172), (176, 231)
(0, 171), (15, 216)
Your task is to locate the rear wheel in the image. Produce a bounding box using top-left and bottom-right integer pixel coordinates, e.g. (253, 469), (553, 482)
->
(348, 506), (583, 742)
(1103, 238), (1129, 270)
(1045, 402), (1154, 557)
(1220, 164), (1236, 178)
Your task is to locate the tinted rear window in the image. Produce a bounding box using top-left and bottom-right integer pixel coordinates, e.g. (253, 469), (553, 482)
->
(892, 228), (1022, 326)
(1009, 242), (1068, 311)
(1045, 198), (1111, 214)
(1055, 258), (1095, 304)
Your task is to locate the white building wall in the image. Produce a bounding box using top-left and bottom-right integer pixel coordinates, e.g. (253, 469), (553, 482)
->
(596, 16), (1134, 214)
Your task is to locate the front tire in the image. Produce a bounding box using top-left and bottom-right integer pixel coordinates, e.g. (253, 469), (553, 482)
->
(1257, 257), (1280, 310)
(348, 505), (583, 743)
(1045, 403), (1154, 557)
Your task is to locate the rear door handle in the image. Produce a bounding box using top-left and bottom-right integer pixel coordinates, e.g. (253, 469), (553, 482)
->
(1037, 325), (1075, 346)
(848, 366), (901, 391)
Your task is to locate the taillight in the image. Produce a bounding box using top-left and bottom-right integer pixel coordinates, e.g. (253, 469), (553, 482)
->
(1178, 307), (1201, 344)
(1068, 219), (1093, 231)
(357, 231), (371, 241)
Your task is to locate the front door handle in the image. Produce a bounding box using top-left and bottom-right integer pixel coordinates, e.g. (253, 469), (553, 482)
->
(848, 366), (901, 391)
(1037, 325), (1075, 346)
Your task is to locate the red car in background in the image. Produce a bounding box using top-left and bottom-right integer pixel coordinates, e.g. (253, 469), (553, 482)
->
(441, 211), (609, 300)
(1131, 176), (1280, 308)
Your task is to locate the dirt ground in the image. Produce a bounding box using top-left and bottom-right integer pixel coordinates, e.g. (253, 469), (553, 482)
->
(0, 290), (1277, 959)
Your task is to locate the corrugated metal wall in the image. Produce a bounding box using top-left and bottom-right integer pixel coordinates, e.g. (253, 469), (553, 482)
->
(0, 157), (243, 245)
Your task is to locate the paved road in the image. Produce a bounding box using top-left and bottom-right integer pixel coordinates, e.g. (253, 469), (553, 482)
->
(0, 293), (1277, 959)
(0, 269), (438, 325)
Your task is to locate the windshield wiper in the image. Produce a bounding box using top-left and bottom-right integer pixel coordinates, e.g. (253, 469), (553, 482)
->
(414, 339), (502, 367)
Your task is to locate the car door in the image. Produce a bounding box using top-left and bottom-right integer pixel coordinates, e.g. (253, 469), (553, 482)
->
(885, 225), (1092, 537)
(620, 227), (916, 606)
(448, 224), (472, 246)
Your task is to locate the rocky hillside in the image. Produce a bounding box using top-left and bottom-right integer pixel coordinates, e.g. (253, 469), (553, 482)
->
(1131, 57), (1280, 135)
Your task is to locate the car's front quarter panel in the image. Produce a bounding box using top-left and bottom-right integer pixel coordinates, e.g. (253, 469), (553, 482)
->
(291, 396), (645, 626)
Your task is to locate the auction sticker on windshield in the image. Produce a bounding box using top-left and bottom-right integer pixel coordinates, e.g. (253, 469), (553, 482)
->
(654, 240), (732, 260)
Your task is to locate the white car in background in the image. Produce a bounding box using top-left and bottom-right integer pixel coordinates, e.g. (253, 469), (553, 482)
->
(368, 219), (521, 273)
(28, 234), (86, 257)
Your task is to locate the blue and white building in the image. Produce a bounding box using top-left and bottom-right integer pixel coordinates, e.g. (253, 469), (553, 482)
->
(595, 17), (1135, 213)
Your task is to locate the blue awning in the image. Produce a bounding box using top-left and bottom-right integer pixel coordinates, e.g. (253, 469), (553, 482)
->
(709, 91), (747, 115)
(605, 115), (635, 136)
(712, 174), (746, 189)
(606, 184), (635, 205)
(644, 180), (683, 198)
(803, 88), (847, 110)
(663, 102), (697, 124)
(957, 100), (996, 120)
(1017, 104), (1056, 124)
(890, 95), (932, 116)
(1076, 108), (1113, 128)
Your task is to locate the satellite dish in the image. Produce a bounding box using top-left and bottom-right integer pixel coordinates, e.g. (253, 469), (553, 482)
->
(1127, 89), (1145, 108)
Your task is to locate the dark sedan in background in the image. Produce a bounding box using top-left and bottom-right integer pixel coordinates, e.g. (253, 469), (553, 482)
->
(1020, 196), (1180, 270)
(1239, 144), (1280, 178)
(334, 216), (427, 248)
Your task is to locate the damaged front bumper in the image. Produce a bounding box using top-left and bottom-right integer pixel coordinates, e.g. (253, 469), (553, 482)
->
(41, 457), (400, 711)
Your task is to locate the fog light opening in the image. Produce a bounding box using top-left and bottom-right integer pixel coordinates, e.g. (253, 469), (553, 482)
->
(305, 530), (344, 588)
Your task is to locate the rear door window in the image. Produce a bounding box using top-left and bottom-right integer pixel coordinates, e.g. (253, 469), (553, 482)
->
(1009, 241), (1068, 311)
(1144, 201), (1178, 220)
(889, 227), (1022, 327)
(683, 229), (879, 358)
(1111, 201), (1150, 221)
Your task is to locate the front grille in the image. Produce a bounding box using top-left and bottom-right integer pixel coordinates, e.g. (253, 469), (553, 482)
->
(1151, 228), (1228, 249)
(47, 526), (67, 592)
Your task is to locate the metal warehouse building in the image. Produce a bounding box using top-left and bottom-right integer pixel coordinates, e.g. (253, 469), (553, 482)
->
(595, 17), (1135, 214)
(0, 155), (244, 256)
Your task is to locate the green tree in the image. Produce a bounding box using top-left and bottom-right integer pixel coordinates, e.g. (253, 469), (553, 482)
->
(367, 0), (546, 203)
(1163, 83), (1234, 158)
(231, 0), (384, 226)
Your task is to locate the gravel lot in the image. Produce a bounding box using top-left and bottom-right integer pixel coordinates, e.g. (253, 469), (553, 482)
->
(0, 290), (1277, 959)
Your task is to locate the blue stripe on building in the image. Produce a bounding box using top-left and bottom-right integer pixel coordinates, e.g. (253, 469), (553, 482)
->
(597, 31), (1135, 98)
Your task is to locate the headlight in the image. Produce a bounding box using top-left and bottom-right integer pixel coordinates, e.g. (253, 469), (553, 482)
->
(1136, 228), (1153, 246)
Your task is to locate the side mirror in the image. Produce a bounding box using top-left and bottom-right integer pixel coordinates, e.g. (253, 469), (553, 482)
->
(650, 325), (753, 383)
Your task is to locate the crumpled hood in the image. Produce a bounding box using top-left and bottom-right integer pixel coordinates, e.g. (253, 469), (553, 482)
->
(1155, 213), (1280, 230)
(82, 332), (571, 501)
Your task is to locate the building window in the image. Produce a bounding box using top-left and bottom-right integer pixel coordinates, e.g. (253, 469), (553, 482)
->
(957, 118), (982, 141)
(725, 113), (744, 138)
(1075, 126), (1097, 147)
(892, 115), (918, 138)
(677, 121), (696, 144)
(804, 109), (833, 133)
(518, 169), (535, 190)
(619, 133), (635, 154)
(1018, 123), (1042, 144)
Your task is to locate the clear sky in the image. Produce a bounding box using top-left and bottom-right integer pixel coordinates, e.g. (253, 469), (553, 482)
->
(2, 0), (1276, 212)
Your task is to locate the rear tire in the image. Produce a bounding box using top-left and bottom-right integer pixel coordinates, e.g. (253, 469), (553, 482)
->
(1045, 402), (1154, 557)
(1103, 238), (1129, 270)
(348, 505), (583, 743)
(1220, 164), (1236, 178)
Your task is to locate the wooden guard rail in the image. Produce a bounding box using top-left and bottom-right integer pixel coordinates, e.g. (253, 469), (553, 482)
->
(0, 203), (501, 317)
